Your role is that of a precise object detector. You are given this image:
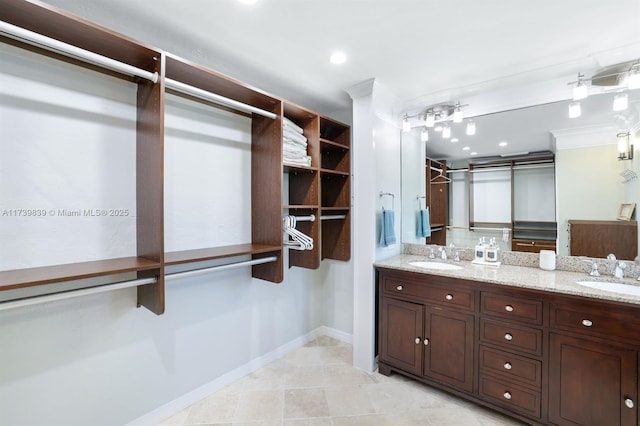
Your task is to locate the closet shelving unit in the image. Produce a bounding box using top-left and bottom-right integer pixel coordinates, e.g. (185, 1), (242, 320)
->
(0, 0), (351, 314)
(319, 117), (351, 261)
(283, 102), (321, 269)
(162, 53), (284, 283)
(0, 0), (165, 314)
(425, 158), (448, 246)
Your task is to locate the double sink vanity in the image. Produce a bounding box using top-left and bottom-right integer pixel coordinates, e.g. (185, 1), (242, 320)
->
(375, 247), (640, 426)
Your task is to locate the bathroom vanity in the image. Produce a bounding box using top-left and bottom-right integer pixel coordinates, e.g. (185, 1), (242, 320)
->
(375, 256), (640, 426)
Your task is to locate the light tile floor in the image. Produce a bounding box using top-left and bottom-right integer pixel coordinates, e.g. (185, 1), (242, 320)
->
(160, 336), (526, 426)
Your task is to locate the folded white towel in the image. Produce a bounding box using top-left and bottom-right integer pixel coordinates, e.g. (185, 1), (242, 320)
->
(283, 117), (304, 134)
(283, 144), (307, 157)
(284, 136), (307, 148)
(283, 127), (307, 144)
(284, 156), (312, 167)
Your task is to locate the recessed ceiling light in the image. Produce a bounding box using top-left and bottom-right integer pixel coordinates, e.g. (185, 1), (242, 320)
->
(499, 141), (508, 147)
(238, 0), (258, 4)
(451, 138), (459, 143)
(329, 51), (347, 64)
(462, 146), (470, 151)
(470, 151), (478, 156)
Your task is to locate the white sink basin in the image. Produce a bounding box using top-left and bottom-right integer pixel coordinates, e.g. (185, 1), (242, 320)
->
(408, 261), (464, 271)
(575, 280), (640, 296)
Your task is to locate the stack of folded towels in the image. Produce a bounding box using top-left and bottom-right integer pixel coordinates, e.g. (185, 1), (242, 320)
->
(283, 117), (311, 167)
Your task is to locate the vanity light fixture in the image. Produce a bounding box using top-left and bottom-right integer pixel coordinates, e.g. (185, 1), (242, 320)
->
(573, 73), (588, 100)
(466, 121), (476, 136)
(568, 101), (582, 118)
(452, 103), (463, 123)
(613, 93), (628, 111)
(421, 127), (429, 142)
(402, 114), (411, 132)
(617, 132), (634, 161)
(442, 125), (451, 139)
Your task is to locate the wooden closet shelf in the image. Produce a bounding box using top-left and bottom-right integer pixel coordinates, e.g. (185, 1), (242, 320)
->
(320, 169), (350, 176)
(165, 244), (281, 266)
(320, 138), (350, 150)
(284, 205), (318, 210)
(0, 256), (161, 291)
(283, 164), (317, 174)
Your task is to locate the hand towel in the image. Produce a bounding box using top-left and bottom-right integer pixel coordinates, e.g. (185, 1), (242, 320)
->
(417, 207), (431, 238)
(380, 209), (396, 247)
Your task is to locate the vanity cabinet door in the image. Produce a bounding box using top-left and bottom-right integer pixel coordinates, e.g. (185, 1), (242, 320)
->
(379, 297), (424, 376)
(549, 333), (637, 426)
(423, 306), (475, 392)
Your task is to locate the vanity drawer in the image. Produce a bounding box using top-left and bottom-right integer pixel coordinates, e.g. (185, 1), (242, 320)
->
(479, 374), (541, 419)
(480, 292), (543, 325)
(480, 318), (542, 356)
(550, 304), (640, 345)
(383, 277), (474, 311)
(479, 345), (541, 387)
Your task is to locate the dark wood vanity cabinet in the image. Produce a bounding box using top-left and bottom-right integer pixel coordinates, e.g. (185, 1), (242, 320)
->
(378, 271), (475, 392)
(377, 267), (640, 426)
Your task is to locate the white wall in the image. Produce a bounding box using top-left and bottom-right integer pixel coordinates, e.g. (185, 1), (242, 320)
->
(400, 131), (425, 244)
(554, 127), (634, 255)
(0, 40), (331, 426)
(348, 79), (401, 373)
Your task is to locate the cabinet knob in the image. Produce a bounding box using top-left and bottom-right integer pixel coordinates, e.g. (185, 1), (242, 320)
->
(505, 305), (514, 312)
(415, 337), (421, 344)
(625, 398), (634, 409)
(424, 338), (429, 346)
(396, 285), (403, 291)
(503, 391), (512, 400)
(581, 319), (593, 327)
(504, 362), (512, 370)
(504, 333), (513, 341)
(445, 294), (453, 301)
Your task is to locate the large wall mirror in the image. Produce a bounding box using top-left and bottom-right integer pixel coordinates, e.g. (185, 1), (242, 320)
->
(401, 89), (640, 261)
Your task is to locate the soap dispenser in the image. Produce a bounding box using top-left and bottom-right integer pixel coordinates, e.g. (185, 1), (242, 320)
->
(474, 238), (486, 262)
(485, 238), (499, 262)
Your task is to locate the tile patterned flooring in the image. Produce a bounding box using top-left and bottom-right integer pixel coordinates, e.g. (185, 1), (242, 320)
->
(160, 336), (525, 426)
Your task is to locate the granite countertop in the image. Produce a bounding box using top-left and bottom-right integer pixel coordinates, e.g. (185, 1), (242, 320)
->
(374, 254), (640, 306)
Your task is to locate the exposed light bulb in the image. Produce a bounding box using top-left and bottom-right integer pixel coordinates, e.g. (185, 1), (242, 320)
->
(568, 101), (581, 118)
(238, 0), (258, 4)
(421, 128), (429, 142)
(442, 125), (451, 139)
(402, 115), (411, 132)
(573, 73), (588, 100)
(425, 112), (435, 127)
(466, 121), (476, 136)
(613, 93), (628, 111)
(453, 105), (463, 123)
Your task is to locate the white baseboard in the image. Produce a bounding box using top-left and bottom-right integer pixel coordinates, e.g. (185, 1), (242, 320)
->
(127, 326), (352, 426)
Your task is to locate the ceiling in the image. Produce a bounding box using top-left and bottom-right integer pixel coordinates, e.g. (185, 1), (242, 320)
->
(41, 0), (640, 157)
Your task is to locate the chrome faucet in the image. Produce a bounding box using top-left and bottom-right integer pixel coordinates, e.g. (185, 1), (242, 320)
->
(614, 261), (627, 279)
(429, 248), (436, 259)
(581, 258), (600, 276)
(439, 246), (447, 260)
